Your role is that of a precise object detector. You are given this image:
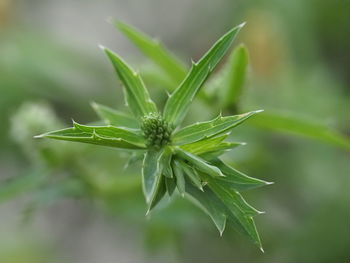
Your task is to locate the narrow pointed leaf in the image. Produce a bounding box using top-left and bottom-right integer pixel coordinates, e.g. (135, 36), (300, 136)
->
(249, 111), (350, 149)
(148, 174), (167, 212)
(163, 23), (244, 126)
(210, 158), (272, 191)
(115, 21), (187, 84)
(185, 180), (226, 235)
(206, 174), (262, 216)
(174, 148), (224, 177)
(91, 102), (139, 128)
(165, 176), (176, 196)
(161, 147), (174, 178)
(172, 159), (185, 196)
(173, 110), (261, 145)
(180, 162), (203, 191)
(142, 149), (164, 204)
(181, 134), (244, 156)
(124, 151), (145, 169)
(203, 174), (263, 248)
(101, 46), (157, 118)
(226, 211), (263, 251)
(36, 122), (146, 149)
(220, 44), (249, 108)
(180, 134), (228, 153)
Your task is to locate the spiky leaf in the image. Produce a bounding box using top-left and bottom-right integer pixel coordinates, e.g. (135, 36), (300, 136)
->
(165, 176), (176, 196)
(163, 23), (245, 126)
(115, 21), (187, 84)
(173, 110), (261, 145)
(175, 148), (224, 177)
(203, 173), (263, 249)
(142, 149), (164, 204)
(36, 122), (146, 149)
(220, 44), (249, 108)
(172, 159), (185, 196)
(185, 179), (226, 235)
(180, 134), (243, 156)
(250, 111), (350, 149)
(180, 161), (203, 191)
(91, 102), (139, 128)
(148, 174), (166, 212)
(101, 46), (157, 118)
(210, 158), (272, 191)
(161, 147), (174, 178)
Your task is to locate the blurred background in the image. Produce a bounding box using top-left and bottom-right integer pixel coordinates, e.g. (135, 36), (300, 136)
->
(1, 0), (349, 262)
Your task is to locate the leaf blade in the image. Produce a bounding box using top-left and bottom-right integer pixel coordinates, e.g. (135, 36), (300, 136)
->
(173, 110), (261, 145)
(180, 134), (244, 157)
(185, 180), (227, 235)
(210, 158), (272, 191)
(204, 174), (263, 249)
(91, 102), (139, 128)
(101, 46), (157, 118)
(115, 21), (187, 84)
(142, 149), (164, 204)
(249, 111), (350, 149)
(174, 147), (224, 177)
(36, 122), (146, 149)
(172, 159), (186, 196)
(163, 23), (245, 126)
(180, 161), (203, 191)
(220, 44), (249, 108)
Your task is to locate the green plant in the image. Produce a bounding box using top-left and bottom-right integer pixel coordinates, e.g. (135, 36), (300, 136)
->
(35, 22), (271, 250)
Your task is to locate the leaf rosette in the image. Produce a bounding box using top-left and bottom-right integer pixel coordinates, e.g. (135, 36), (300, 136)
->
(36, 21), (271, 250)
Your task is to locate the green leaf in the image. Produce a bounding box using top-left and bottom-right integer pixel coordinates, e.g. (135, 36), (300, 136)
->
(148, 174), (167, 212)
(174, 147), (224, 177)
(115, 21), (187, 84)
(165, 176), (176, 196)
(210, 158), (272, 191)
(180, 161), (203, 191)
(203, 173), (263, 249)
(161, 148), (174, 178)
(163, 23), (245, 126)
(91, 102), (139, 128)
(249, 111), (350, 149)
(172, 159), (185, 197)
(35, 122), (146, 149)
(204, 174), (262, 216)
(173, 110), (261, 145)
(185, 179), (226, 235)
(180, 134), (244, 156)
(220, 44), (249, 108)
(100, 46), (158, 118)
(124, 151), (145, 169)
(142, 149), (164, 204)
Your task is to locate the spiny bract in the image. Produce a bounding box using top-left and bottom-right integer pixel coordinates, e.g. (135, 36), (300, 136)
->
(36, 21), (271, 251)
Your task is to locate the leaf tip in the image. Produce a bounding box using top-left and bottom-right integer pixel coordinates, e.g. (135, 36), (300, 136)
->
(90, 101), (99, 109)
(33, 134), (45, 139)
(260, 246), (265, 253)
(254, 109), (264, 114)
(98, 44), (106, 51)
(238, 21), (247, 29)
(105, 16), (114, 25)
